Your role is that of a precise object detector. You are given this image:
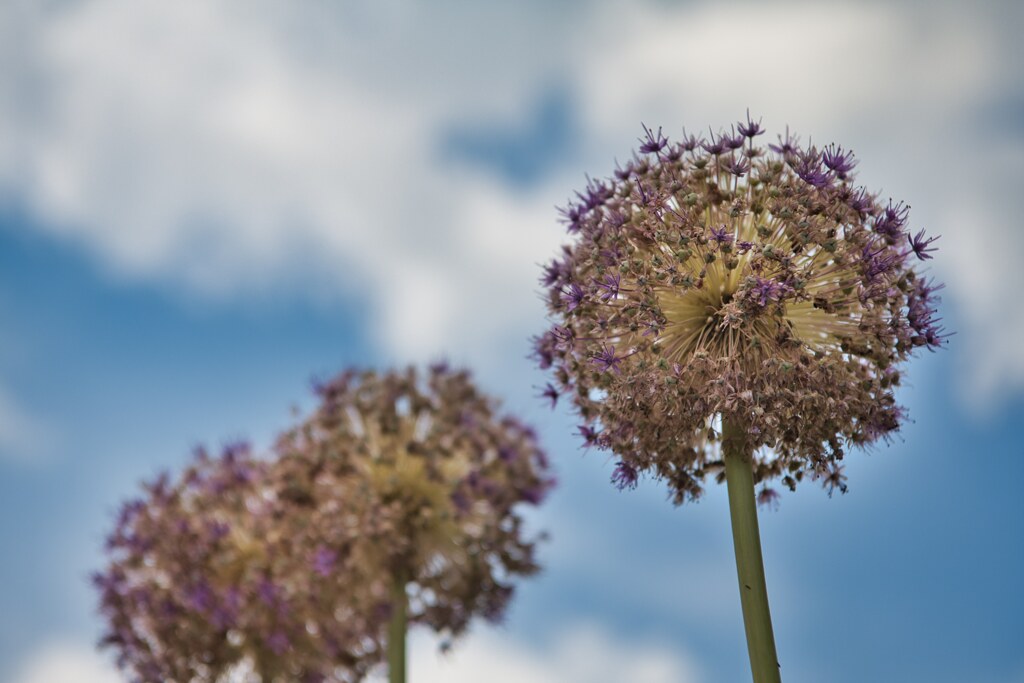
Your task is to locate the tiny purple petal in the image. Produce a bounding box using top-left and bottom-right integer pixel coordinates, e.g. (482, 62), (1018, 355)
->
(724, 128), (746, 150)
(590, 345), (623, 374)
(908, 229), (939, 260)
(577, 424), (599, 447)
(847, 186), (874, 215)
(530, 333), (555, 370)
(551, 325), (575, 349)
(312, 546), (338, 577)
(539, 383), (560, 409)
(737, 110), (765, 138)
(822, 143), (857, 179)
(748, 277), (790, 308)
(710, 225), (734, 246)
(861, 244), (899, 284)
(679, 128), (701, 152)
(561, 283), (585, 311)
(186, 582), (214, 613)
(874, 200), (910, 241)
(726, 156), (749, 177)
(206, 520), (230, 541)
(521, 479), (554, 505)
(611, 462), (639, 490)
(559, 203), (583, 233)
(576, 176), (612, 212)
(451, 489), (471, 514)
(540, 258), (564, 287)
(757, 487), (781, 511)
(793, 148), (828, 188)
(266, 631), (290, 655)
(768, 126), (800, 155)
(701, 130), (727, 155)
(638, 123), (668, 154)
(257, 578), (278, 606)
(595, 273), (621, 301)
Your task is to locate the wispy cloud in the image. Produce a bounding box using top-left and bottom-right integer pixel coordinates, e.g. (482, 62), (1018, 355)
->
(12, 625), (701, 683)
(377, 623), (701, 683)
(0, 0), (572, 371)
(0, 0), (1018, 401)
(9, 641), (120, 683)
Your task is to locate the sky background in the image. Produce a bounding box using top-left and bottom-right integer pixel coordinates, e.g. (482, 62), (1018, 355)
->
(1, 1), (1023, 682)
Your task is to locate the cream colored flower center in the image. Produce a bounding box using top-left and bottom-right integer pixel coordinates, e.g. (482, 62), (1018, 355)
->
(637, 210), (866, 364)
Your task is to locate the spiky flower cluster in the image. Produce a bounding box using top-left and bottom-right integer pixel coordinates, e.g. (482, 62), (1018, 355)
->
(93, 444), (379, 683)
(535, 116), (946, 504)
(94, 364), (553, 683)
(273, 364), (555, 638)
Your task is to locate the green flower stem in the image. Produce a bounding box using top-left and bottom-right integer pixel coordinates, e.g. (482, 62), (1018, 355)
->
(388, 572), (408, 683)
(722, 417), (781, 683)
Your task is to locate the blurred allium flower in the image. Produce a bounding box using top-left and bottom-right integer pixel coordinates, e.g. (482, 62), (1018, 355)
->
(94, 443), (384, 683)
(274, 365), (555, 640)
(535, 117), (946, 504)
(95, 365), (553, 683)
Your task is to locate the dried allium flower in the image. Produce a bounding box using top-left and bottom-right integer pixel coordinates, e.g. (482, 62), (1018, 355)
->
(94, 443), (384, 683)
(535, 118), (946, 504)
(273, 365), (555, 644)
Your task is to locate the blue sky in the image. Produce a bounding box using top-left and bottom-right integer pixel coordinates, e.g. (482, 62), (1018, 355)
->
(1, 1), (1023, 682)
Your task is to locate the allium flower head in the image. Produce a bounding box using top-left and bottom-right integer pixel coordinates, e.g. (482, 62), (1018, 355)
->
(273, 365), (555, 639)
(96, 366), (553, 682)
(535, 117), (946, 504)
(94, 443), (384, 683)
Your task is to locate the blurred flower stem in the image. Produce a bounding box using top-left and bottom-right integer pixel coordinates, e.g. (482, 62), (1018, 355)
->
(387, 573), (407, 683)
(388, 572), (408, 683)
(723, 417), (781, 683)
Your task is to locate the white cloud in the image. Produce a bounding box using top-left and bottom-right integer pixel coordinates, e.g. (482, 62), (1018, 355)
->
(929, 140), (1024, 409)
(579, 2), (994, 135)
(0, 0), (1018, 402)
(11, 625), (700, 683)
(370, 623), (701, 683)
(0, 0), (575, 371)
(9, 641), (121, 683)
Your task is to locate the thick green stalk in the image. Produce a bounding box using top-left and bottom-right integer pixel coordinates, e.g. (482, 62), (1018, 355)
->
(387, 573), (408, 683)
(722, 417), (781, 683)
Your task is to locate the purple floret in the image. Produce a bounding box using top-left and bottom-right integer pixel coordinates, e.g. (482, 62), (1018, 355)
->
(611, 462), (639, 490)
(561, 283), (585, 311)
(908, 229), (939, 260)
(711, 225), (734, 246)
(312, 546), (338, 577)
(596, 273), (621, 301)
(590, 345), (623, 374)
(822, 143), (857, 179)
(738, 111), (765, 139)
(874, 200), (910, 241)
(539, 383), (560, 409)
(638, 123), (668, 154)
